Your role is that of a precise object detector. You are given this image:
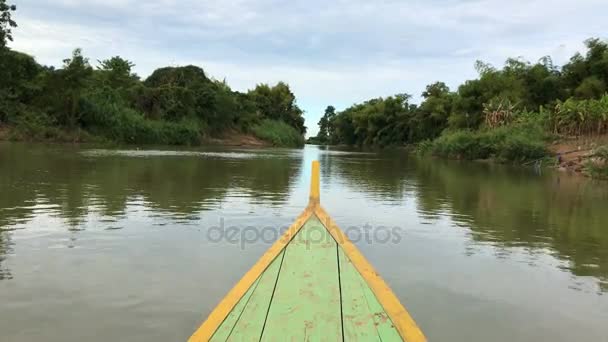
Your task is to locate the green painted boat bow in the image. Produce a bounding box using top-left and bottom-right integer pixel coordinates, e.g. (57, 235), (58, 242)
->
(190, 161), (426, 341)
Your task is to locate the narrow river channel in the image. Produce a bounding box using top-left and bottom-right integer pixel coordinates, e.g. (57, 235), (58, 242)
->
(1, 142), (607, 341)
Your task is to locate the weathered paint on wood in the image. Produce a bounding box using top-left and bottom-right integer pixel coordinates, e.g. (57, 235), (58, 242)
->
(226, 249), (285, 340)
(188, 207), (314, 342)
(361, 275), (403, 341)
(338, 244), (380, 341)
(338, 247), (382, 341)
(315, 206), (426, 342)
(209, 277), (261, 341)
(261, 216), (342, 341)
(339, 248), (403, 341)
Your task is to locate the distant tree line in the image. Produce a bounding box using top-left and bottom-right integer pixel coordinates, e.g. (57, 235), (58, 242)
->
(311, 38), (608, 148)
(0, 3), (306, 146)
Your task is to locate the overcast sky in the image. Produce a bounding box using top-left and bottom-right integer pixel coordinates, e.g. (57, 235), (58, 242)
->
(9, 0), (607, 136)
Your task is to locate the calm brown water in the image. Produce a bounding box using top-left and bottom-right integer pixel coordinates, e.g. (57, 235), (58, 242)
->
(1, 142), (607, 341)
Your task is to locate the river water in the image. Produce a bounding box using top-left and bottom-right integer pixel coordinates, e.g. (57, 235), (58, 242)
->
(0, 142), (607, 341)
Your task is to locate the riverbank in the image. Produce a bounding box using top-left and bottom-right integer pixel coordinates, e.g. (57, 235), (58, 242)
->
(310, 131), (608, 179)
(0, 123), (294, 148)
(2, 48), (306, 149)
(421, 132), (608, 179)
(549, 136), (608, 178)
(203, 130), (270, 147)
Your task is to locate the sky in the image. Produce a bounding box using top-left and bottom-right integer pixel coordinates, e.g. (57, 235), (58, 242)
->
(9, 0), (608, 137)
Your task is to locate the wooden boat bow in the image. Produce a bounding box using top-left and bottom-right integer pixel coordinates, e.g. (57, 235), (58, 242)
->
(189, 160), (426, 341)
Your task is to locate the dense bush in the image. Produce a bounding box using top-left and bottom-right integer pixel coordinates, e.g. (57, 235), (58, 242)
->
(8, 107), (59, 140)
(80, 92), (200, 145)
(7, 106), (96, 142)
(422, 123), (547, 162)
(427, 131), (489, 159)
(251, 119), (305, 147)
(94, 110), (200, 146)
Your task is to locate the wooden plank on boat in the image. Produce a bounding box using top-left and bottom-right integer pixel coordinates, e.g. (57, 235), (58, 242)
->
(225, 249), (285, 340)
(339, 245), (381, 341)
(261, 216), (342, 340)
(189, 208), (313, 342)
(209, 277), (261, 341)
(315, 205), (426, 342)
(339, 247), (402, 341)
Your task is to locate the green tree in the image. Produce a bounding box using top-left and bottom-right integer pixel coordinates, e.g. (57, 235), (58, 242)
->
(522, 58), (563, 107)
(325, 105), (337, 142)
(0, 0), (17, 49)
(450, 58), (527, 129)
(0, 50), (41, 123)
(411, 82), (453, 140)
(329, 95), (415, 146)
(248, 82), (306, 134)
(315, 105), (336, 144)
(575, 76), (606, 99)
(562, 38), (608, 99)
(210, 80), (239, 130)
(317, 112), (329, 142)
(58, 48), (93, 127)
(96, 56), (139, 89)
(333, 110), (356, 145)
(141, 65), (213, 122)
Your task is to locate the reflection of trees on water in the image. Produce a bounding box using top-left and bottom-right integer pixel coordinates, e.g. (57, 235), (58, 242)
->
(0, 143), (301, 229)
(411, 157), (608, 291)
(0, 143), (301, 280)
(323, 150), (414, 201)
(330, 151), (608, 292)
(2, 142), (607, 291)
